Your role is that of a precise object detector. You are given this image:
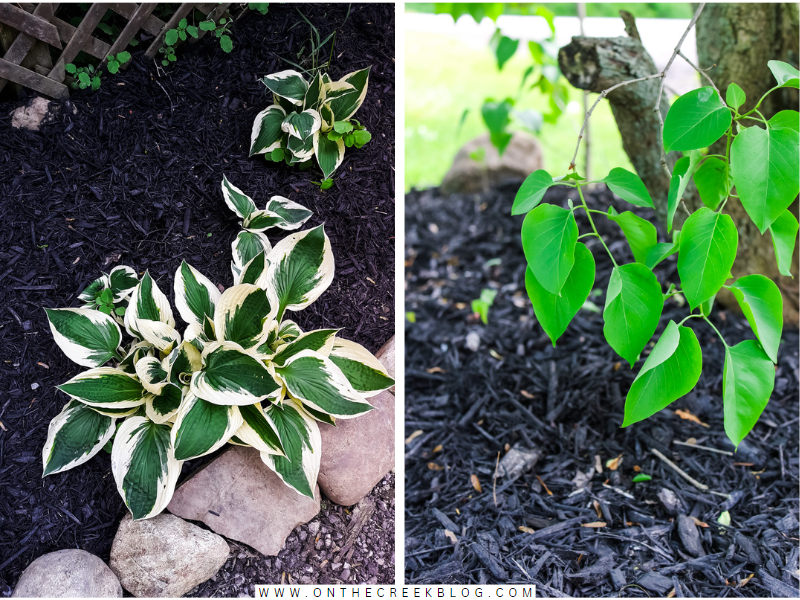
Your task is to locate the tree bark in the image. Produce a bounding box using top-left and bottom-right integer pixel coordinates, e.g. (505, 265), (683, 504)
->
(557, 27), (699, 228)
(695, 3), (799, 324)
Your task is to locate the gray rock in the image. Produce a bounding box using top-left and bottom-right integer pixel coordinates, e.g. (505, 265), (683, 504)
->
(318, 388), (394, 506)
(441, 132), (544, 195)
(657, 487), (680, 514)
(167, 446), (319, 556)
(110, 513), (229, 597)
(12, 549), (121, 598)
(495, 443), (540, 480)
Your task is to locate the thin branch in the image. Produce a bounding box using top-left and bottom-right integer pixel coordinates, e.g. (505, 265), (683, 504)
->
(678, 50), (719, 96)
(651, 447), (708, 491)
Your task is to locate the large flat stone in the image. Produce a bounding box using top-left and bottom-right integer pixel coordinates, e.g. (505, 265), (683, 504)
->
(12, 549), (121, 598)
(318, 388), (394, 506)
(109, 513), (228, 597)
(167, 446), (320, 556)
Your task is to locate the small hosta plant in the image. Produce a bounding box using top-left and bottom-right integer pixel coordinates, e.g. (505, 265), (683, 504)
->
(250, 67), (372, 184)
(514, 61), (798, 447)
(43, 177), (393, 520)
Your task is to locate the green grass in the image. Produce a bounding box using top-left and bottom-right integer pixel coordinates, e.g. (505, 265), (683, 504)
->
(405, 30), (634, 191)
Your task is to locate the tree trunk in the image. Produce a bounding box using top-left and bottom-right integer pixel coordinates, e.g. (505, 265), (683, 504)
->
(557, 22), (700, 230)
(695, 3), (799, 325)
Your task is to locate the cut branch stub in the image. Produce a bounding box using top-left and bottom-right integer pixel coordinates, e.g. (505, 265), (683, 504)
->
(558, 34), (697, 229)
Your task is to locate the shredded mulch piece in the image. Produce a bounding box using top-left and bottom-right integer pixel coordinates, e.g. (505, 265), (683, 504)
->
(0, 3), (394, 592)
(405, 181), (799, 596)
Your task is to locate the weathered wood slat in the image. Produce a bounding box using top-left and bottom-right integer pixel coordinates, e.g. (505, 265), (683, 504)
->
(0, 3), (61, 48)
(0, 3), (57, 93)
(49, 16), (110, 60)
(0, 55), (68, 98)
(144, 2), (194, 58)
(103, 2), (157, 62)
(109, 2), (164, 37)
(47, 2), (108, 81)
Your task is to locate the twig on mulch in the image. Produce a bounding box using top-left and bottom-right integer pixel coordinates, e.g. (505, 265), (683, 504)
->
(651, 448), (708, 491)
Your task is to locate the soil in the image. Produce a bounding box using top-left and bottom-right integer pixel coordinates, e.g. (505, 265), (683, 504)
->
(0, 3), (394, 593)
(404, 181), (799, 597)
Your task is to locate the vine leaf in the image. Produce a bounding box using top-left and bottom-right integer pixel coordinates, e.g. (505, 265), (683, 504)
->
(512, 170), (553, 215)
(693, 157), (729, 211)
(663, 87), (732, 152)
(521, 204), (578, 295)
(730, 125), (800, 233)
(769, 210), (798, 278)
(603, 263), (663, 368)
(603, 168), (654, 208)
(677, 208), (738, 309)
(606, 207), (657, 264)
(525, 243), (595, 346)
(623, 322), (702, 427)
(727, 274), (783, 363)
(723, 340), (775, 447)
(666, 151), (701, 233)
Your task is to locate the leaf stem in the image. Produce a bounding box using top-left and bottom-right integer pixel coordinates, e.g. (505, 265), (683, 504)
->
(577, 232), (598, 240)
(578, 185), (618, 267)
(738, 84), (781, 119)
(678, 314), (701, 326)
(702, 315), (729, 347)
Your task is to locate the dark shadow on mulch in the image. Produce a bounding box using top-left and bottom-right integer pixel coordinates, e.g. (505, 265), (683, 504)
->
(0, 3), (394, 592)
(404, 182), (799, 597)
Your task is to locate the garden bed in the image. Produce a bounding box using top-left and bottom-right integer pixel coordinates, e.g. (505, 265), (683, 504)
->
(0, 3), (394, 592)
(404, 182), (799, 597)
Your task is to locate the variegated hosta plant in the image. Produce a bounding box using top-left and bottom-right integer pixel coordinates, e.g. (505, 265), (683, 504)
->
(250, 68), (372, 184)
(42, 176), (394, 520)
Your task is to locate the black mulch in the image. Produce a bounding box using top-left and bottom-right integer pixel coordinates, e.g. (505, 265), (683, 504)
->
(404, 182), (799, 597)
(0, 3), (394, 593)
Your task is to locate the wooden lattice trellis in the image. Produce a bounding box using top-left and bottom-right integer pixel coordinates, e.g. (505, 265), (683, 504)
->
(0, 2), (232, 99)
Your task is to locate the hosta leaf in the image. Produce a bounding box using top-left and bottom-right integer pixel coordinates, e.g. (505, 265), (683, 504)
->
(666, 151), (701, 233)
(250, 104), (287, 156)
(769, 110), (800, 133)
(266, 196), (313, 231)
(261, 70), (309, 106)
(78, 275), (109, 304)
(663, 87), (732, 152)
(164, 341), (202, 386)
(727, 274), (783, 363)
(144, 383), (183, 424)
(135, 319), (181, 354)
(232, 230), (272, 269)
(238, 251), (267, 286)
(603, 168), (654, 208)
(242, 209), (284, 232)
(271, 329), (338, 366)
(42, 400), (116, 476)
(512, 169), (553, 215)
(623, 321), (702, 426)
(191, 341), (281, 405)
(111, 417), (181, 520)
(174, 261), (220, 326)
(124, 271), (175, 336)
(678, 208), (738, 309)
(265, 224), (334, 316)
(730, 124), (800, 233)
(275, 350), (373, 418)
(278, 320), (302, 342)
(214, 285), (277, 350)
(58, 367), (145, 408)
(693, 157), (729, 211)
(235, 403), (285, 455)
(723, 340), (775, 447)
(221, 175), (257, 220)
(606, 207), (657, 264)
(45, 308), (122, 368)
(325, 67), (370, 122)
(768, 60), (799, 89)
(108, 266), (138, 298)
(171, 391), (242, 460)
(304, 71), (326, 110)
(521, 204), (578, 295)
(525, 243), (595, 346)
(261, 400), (321, 498)
(313, 131), (345, 180)
(319, 103), (334, 132)
(135, 356), (168, 395)
(118, 341), (154, 374)
(328, 338), (394, 397)
(286, 131), (315, 163)
(770, 210), (798, 277)
(603, 263), (663, 368)
(282, 109), (321, 140)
